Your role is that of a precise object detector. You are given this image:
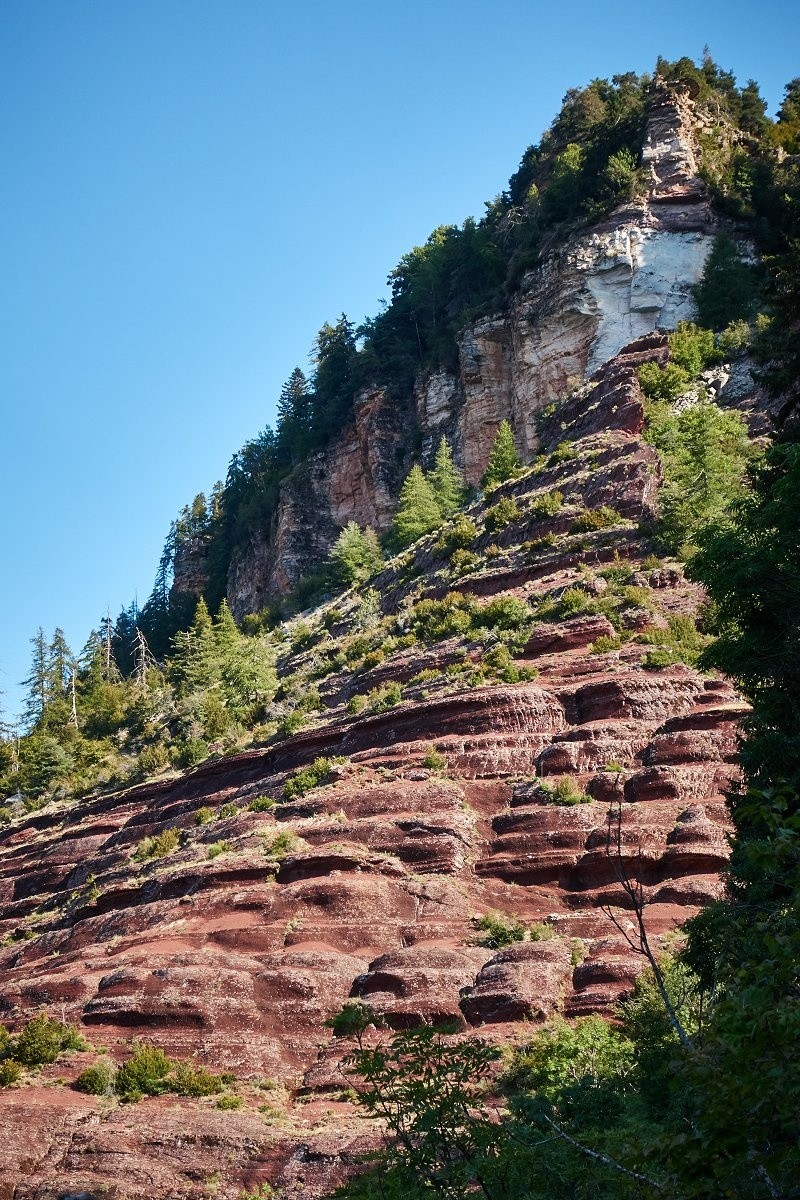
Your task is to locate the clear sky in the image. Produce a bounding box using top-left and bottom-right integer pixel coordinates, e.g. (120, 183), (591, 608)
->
(1, 0), (796, 722)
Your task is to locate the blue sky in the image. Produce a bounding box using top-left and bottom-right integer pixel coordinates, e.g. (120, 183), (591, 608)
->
(1, 0), (796, 722)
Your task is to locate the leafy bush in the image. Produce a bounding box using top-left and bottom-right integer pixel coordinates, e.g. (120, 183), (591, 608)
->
(172, 1061), (226, 1097)
(529, 490), (563, 518)
(115, 1042), (173, 1101)
(435, 515), (478, 555)
(570, 505), (621, 532)
(365, 681), (403, 713)
(473, 911), (526, 949)
(449, 549), (481, 576)
(249, 795), (276, 812)
(207, 840), (230, 859)
(638, 360), (691, 401)
(13, 1013), (86, 1066)
(477, 595), (531, 631)
(422, 747), (446, 771)
(264, 831), (298, 862)
(283, 756), (344, 801)
(547, 441), (578, 466)
(412, 592), (475, 641)
(132, 827), (181, 862)
(195, 806), (215, 825)
(0, 1060), (21, 1086)
(216, 1094), (244, 1110)
(640, 614), (707, 667)
(669, 321), (720, 375)
(485, 496), (521, 533)
(74, 1059), (116, 1095)
(591, 634), (622, 653)
(326, 1000), (378, 1038)
(539, 776), (591, 805)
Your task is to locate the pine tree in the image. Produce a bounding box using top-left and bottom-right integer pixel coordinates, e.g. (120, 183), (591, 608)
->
(170, 598), (215, 695)
(393, 465), (443, 547)
(21, 628), (50, 729)
(483, 420), (522, 488)
(429, 438), (465, 518)
(329, 522), (384, 585)
(276, 368), (312, 462)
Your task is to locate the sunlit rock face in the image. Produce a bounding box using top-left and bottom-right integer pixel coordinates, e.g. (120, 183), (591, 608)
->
(220, 80), (725, 606)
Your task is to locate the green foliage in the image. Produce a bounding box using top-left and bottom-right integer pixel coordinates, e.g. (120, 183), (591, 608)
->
(13, 1013), (86, 1066)
(473, 910), (527, 948)
(326, 1000), (378, 1039)
(132, 827), (181, 862)
(570, 505), (621, 533)
(248, 795), (276, 812)
(264, 830), (298, 862)
(640, 614), (707, 668)
(547, 441), (578, 466)
(477, 595), (531, 631)
(172, 1061), (226, 1097)
(195, 806), (215, 825)
(207, 840), (230, 859)
(115, 1042), (173, 1101)
(74, 1059), (116, 1095)
(328, 523), (384, 587)
(483, 421), (522, 488)
(283, 756), (344, 801)
(435, 514), (479, 555)
(692, 234), (759, 329)
(591, 634), (622, 654)
(539, 776), (591, 805)
(411, 592), (475, 641)
(216, 1094), (244, 1110)
(393, 465), (443, 547)
(449, 548), (481, 576)
(422, 746), (446, 771)
(638, 360), (691, 401)
(688, 441), (800, 796)
(0, 1059), (21, 1086)
(646, 398), (753, 553)
(485, 496), (521, 532)
(529, 490), (563, 518)
(429, 438), (465, 518)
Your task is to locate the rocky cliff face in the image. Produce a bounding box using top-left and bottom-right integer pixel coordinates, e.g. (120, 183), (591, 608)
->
(223, 81), (723, 618)
(0, 336), (757, 1197)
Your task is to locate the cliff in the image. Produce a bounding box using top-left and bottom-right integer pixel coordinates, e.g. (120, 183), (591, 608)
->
(0, 72), (778, 1200)
(220, 80), (733, 620)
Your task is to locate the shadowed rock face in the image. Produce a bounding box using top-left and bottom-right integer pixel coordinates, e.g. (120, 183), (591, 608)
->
(0, 85), (766, 1200)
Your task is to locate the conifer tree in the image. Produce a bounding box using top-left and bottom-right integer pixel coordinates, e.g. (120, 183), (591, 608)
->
(170, 598), (215, 695)
(329, 522), (384, 585)
(483, 420), (522, 488)
(429, 437), (465, 518)
(21, 628), (50, 729)
(393, 465), (443, 547)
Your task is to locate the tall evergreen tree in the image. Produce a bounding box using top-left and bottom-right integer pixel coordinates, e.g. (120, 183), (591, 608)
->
(276, 368), (312, 463)
(21, 628), (50, 729)
(429, 437), (465, 518)
(483, 420), (522, 488)
(393, 465), (443, 547)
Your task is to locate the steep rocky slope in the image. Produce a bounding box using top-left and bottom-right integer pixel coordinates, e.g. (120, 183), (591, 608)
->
(219, 80), (724, 619)
(0, 329), (761, 1197)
